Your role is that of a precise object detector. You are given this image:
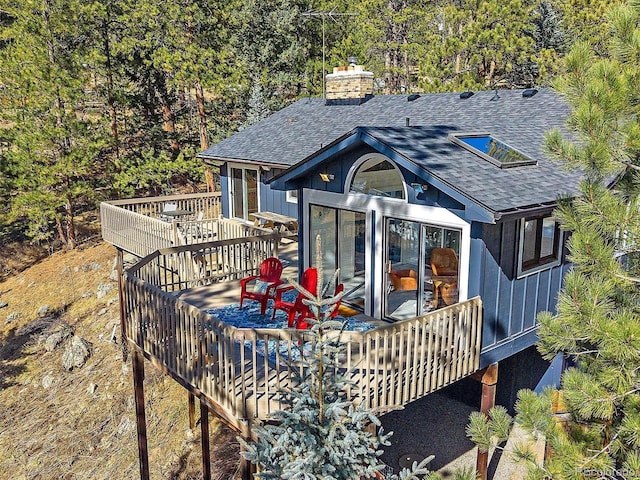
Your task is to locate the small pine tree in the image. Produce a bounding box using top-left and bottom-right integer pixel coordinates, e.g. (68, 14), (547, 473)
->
(239, 237), (438, 480)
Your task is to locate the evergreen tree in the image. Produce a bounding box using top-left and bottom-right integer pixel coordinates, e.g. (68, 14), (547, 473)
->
(0, 0), (110, 248)
(233, 0), (319, 111)
(468, 1), (640, 477)
(240, 238), (441, 479)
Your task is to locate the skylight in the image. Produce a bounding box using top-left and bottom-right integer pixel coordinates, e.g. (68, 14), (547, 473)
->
(449, 133), (537, 168)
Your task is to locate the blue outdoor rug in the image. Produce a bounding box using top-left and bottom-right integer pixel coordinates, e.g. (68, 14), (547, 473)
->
(204, 289), (374, 332)
(204, 291), (374, 362)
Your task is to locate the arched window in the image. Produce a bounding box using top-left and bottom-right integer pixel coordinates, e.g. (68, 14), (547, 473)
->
(348, 156), (405, 199)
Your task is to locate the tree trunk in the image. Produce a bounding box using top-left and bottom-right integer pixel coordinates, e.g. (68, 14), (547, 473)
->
(197, 82), (215, 192)
(56, 215), (67, 248)
(161, 100), (180, 156)
(195, 82), (209, 151)
(65, 199), (76, 249)
(101, 17), (119, 158)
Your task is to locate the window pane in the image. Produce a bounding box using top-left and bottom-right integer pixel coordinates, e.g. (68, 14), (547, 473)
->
(386, 219), (420, 320)
(339, 211), (366, 307)
(540, 218), (556, 258)
(350, 157), (405, 199)
(231, 168), (243, 219)
(425, 226), (460, 312)
(522, 219), (538, 264)
(246, 169), (258, 216)
(309, 205), (337, 284)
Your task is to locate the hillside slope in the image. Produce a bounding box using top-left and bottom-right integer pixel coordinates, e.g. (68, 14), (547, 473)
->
(0, 241), (239, 479)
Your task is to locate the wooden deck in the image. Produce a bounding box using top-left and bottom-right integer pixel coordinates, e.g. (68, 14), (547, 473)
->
(101, 192), (274, 258)
(121, 239), (483, 438)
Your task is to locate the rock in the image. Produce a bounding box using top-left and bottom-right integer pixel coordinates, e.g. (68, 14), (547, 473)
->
(37, 305), (52, 317)
(107, 297), (117, 306)
(97, 283), (114, 300)
(98, 308), (108, 316)
(82, 291), (92, 298)
(87, 383), (98, 394)
(117, 416), (134, 436)
(42, 374), (54, 389)
(0, 301), (7, 309)
(109, 257), (119, 281)
(62, 335), (93, 371)
(5, 312), (20, 324)
(44, 328), (72, 352)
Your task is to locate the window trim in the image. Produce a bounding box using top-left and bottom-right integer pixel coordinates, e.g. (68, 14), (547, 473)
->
(517, 214), (562, 277)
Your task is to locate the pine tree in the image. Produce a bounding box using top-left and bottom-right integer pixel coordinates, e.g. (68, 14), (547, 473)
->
(0, 0), (110, 248)
(240, 237), (440, 479)
(468, 1), (640, 477)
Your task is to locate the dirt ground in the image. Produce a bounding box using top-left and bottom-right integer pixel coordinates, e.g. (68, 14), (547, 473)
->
(0, 240), (240, 479)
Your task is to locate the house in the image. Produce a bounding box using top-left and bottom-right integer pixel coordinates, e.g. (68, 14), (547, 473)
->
(107, 64), (585, 480)
(201, 63), (581, 371)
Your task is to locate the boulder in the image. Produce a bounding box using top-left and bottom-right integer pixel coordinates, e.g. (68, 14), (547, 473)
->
(62, 335), (93, 371)
(44, 327), (72, 352)
(96, 283), (114, 299)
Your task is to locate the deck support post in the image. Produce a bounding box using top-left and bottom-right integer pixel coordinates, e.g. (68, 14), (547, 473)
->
(475, 363), (498, 480)
(239, 448), (253, 480)
(116, 248), (128, 361)
(200, 399), (211, 480)
(188, 392), (196, 430)
(132, 349), (150, 480)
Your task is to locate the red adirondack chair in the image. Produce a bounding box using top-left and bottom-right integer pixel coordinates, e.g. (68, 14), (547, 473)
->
(271, 267), (318, 327)
(295, 282), (344, 330)
(239, 257), (284, 315)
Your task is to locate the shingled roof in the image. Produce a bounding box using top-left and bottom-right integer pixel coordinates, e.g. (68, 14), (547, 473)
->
(199, 88), (583, 216)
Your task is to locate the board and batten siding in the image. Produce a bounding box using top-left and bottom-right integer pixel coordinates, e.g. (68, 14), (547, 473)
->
(471, 219), (569, 367)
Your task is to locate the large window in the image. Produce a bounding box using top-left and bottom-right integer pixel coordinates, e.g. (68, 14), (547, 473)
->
(519, 214), (561, 275)
(385, 220), (461, 320)
(309, 205), (366, 308)
(349, 157), (405, 199)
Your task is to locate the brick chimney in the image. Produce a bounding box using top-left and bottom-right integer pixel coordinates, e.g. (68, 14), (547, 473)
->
(325, 60), (374, 104)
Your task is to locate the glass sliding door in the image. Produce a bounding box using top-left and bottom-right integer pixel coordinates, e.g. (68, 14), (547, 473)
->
(385, 219), (420, 320)
(309, 206), (367, 309)
(339, 211), (366, 307)
(385, 219), (462, 320)
(230, 167), (259, 221)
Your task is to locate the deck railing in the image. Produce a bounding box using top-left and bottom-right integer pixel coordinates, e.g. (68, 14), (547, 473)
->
(105, 191), (222, 217)
(101, 192), (270, 257)
(123, 242), (482, 436)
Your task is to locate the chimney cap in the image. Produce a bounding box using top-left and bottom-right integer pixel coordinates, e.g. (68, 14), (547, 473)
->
(347, 56), (358, 66)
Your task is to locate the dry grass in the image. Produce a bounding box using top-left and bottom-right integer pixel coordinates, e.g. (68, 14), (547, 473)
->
(0, 241), (240, 479)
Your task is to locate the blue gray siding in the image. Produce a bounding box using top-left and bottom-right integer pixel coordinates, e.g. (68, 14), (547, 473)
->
(472, 219), (569, 367)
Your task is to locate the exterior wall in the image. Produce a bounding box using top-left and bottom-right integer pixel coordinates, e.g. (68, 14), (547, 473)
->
(472, 219), (570, 368)
(219, 164), (297, 219)
(276, 144), (571, 369)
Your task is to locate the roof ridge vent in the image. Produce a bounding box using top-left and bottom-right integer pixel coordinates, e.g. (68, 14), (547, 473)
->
(522, 88), (538, 98)
(459, 91), (474, 99)
(407, 93), (421, 102)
